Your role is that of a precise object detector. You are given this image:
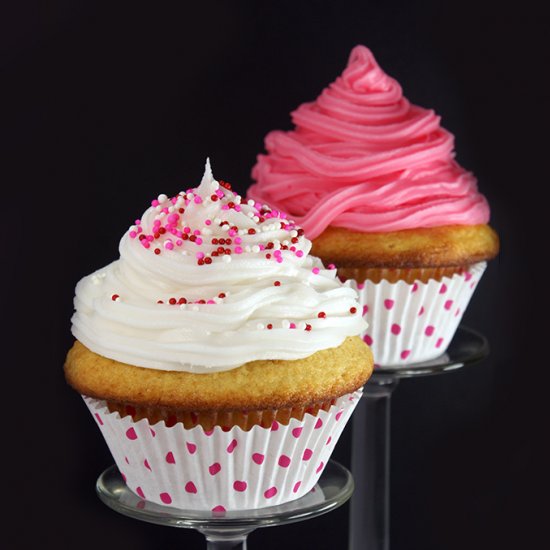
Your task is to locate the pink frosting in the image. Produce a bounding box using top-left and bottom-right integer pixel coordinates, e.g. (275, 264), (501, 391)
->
(248, 45), (490, 238)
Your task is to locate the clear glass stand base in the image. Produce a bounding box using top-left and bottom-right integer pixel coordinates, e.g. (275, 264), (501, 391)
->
(96, 459), (354, 549)
(349, 325), (489, 550)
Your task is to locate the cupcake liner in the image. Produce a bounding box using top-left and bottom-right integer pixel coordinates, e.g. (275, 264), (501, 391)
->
(344, 262), (487, 367)
(338, 265), (466, 284)
(83, 389), (361, 511)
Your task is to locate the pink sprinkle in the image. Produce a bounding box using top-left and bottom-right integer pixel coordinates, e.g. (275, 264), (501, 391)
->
(162, 207), (169, 214)
(228, 229), (236, 236)
(129, 231), (137, 239)
(183, 227), (191, 234)
(164, 241), (174, 250)
(235, 237), (242, 244)
(194, 196), (202, 204)
(195, 237), (203, 245)
(136, 226), (143, 233)
(167, 213), (179, 224)
(176, 239), (183, 246)
(171, 197), (177, 204)
(216, 189), (224, 198)
(259, 244), (265, 251)
(146, 235), (154, 241)
(207, 299), (216, 304)
(135, 219), (141, 225)
(196, 252), (205, 259)
(234, 204), (241, 212)
(289, 246), (296, 252)
(221, 205), (229, 210)
(312, 267), (320, 274)
(289, 323), (296, 329)
(193, 230), (201, 236)
(296, 250), (304, 258)
(141, 241), (150, 249)
(151, 199), (159, 207)
(205, 219), (212, 226)
(276, 257), (283, 263)
(234, 246), (243, 254)
(328, 263), (336, 269)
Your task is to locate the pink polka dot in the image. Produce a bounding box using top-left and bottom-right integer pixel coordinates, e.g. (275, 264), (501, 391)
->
(121, 472), (126, 483)
(226, 439), (238, 453)
(326, 436), (332, 445)
(436, 337), (444, 348)
(316, 461), (325, 474)
(252, 453), (265, 465)
(94, 413), (104, 426)
(233, 480), (247, 492)
(455, 308), (461, 317)
(315, 418), (323, 429)
(144, 459), (152, 471)
(464, 271), (473, 281)
(335, 410), (344, 421)
(400, 350), (411, 360)
(160, 492), (172, 504)
(357, 282), (365, 290)
(303, 449), (313, 461)
(362, 305), (369, 315)
(212, 505), (226, 513)
(411, 282), (419, 293)
(470, 281), (476, 289)
(278, 455), (291, 468)
(425, 325), (435, 336)
(136, 500), (145, 509)
(186, 442), (197, 454)
(209, 463), (221, 476)
(136, 486), (145, 499)
(204, 429), (214, 436)
(125, 427), (137, 440)
(125, 456), (130, 464)
(384, 299), (395, 310)
(363, 334), (373, 346)
(439, 283), (448, 294)
(444, 299), (453, 310)
(271, 421), (279, 431)
(292, 427), (303, 438)
(150, 428), (156, 437)
(293, 481), (302, 493)
(165, 452), (175, 464)
(264, 487), (278, 499)
(418, 306), (425, 316)
(185, 481), (197, 494)
(391, 323), (401, 335)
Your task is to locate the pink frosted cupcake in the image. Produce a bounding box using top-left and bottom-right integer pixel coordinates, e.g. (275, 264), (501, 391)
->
(248, 45), (499, 367)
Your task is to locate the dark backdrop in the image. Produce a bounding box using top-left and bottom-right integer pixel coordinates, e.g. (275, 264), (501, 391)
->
(3, 1), (547, 549)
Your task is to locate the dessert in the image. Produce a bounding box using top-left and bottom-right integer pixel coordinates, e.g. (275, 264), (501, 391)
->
(248, 45), (499, 366)
(65, 159), (373, 509)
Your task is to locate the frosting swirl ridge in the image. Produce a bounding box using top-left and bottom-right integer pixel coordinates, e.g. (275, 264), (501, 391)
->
(248, 45), (490, 238)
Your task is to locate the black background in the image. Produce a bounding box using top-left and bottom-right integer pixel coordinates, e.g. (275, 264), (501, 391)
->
(3, 1), (547, 549)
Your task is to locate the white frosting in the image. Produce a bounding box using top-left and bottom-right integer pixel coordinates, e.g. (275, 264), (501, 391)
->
(71, 160), (367, 373)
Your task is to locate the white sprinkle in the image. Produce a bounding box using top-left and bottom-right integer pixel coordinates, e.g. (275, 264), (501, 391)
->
(247, 211), (254, 218)
(252, 245), (260, 253)
(235, 196), (242, 204)
(244, 245), (252, 252)
(129, 225), (138, 232)
(297, 321), (306, 330)
(157, 193), (168, 202)
(192, 305), (199, 311)
(282, 240), (289, 246)
(201, 227), (212, 235)
(179, 304), (187, 310)
(282, 320), (290, 329)
(214, 217), (222, 224)
(253, 216), (260, 223)
(221, 224), (230, 232)
(181, 250), (189, 256)
(168, 205), (175, 213)
(222, 255), (231, 263)
(247, 199), (255, 206)
(257, 323), (265, 330)
(290, 230), (298, 238)
(238, 229), (247, 235)
(186, 193), (194, 200)
(155, 205), (162, 212)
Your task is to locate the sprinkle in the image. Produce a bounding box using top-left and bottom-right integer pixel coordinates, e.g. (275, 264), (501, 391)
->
(194, 196), (203, 204)
(274, 281), (281, 286)
(252, 245), (260, 253)
(257, 323), (265, 330)
(289, 323), (296, 329)
(328, 264), (336, 270)
(318, 312), (326, 318)
(154, 248), (161, 255)
(164, 241), (174, 250)
(234, 237), (242, 244)
(222, 255), (231, 263)
(234, 246), (243, 254)
(282, 320), (290, 329)
(312, 267), (320, 275)
(111, 294), (120, 302)
(350, 307), (357, 314)
(305, 324), (312, 331)
(267, 323), (273, 329)
(158, 194), (168, 202)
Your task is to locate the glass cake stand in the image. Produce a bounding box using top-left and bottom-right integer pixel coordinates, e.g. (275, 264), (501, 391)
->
(349, 325), (489, 550)
(96, 459), (354, 549)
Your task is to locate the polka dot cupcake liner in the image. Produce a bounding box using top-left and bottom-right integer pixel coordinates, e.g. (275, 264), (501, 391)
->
(345, 262), (487, 367)
(83, 389), (361, 511)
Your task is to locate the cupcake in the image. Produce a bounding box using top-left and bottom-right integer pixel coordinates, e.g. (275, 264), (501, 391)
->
(64, 159), (373, 510)
(248, 45), (499, 367)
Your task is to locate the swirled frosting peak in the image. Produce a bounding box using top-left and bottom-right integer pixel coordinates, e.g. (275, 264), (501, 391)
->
(71, 159), (366, 373)
(248, 45), (490, 238)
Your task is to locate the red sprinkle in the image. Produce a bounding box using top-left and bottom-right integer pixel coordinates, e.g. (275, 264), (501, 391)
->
(111, 294), (119, 301)
(204, 257), (212, 264)
(305, 324), (312, 331)
(154, 248), (161, 255)
(248, 228), (256, 235)
(218, 293), (226, 299)
(274, 281), (281, 286)
(178, 297), (187, 304)
(318, 312), (326, 318)
(267, 324), (273, 330)
(350, 307), (357, 314)
(169, 298), (177, 305)
(157, 300), (164, 304)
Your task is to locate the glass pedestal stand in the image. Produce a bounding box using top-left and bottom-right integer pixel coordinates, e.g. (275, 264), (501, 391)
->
(96, 459), (354, 550)
(349, 325), (489, 550)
